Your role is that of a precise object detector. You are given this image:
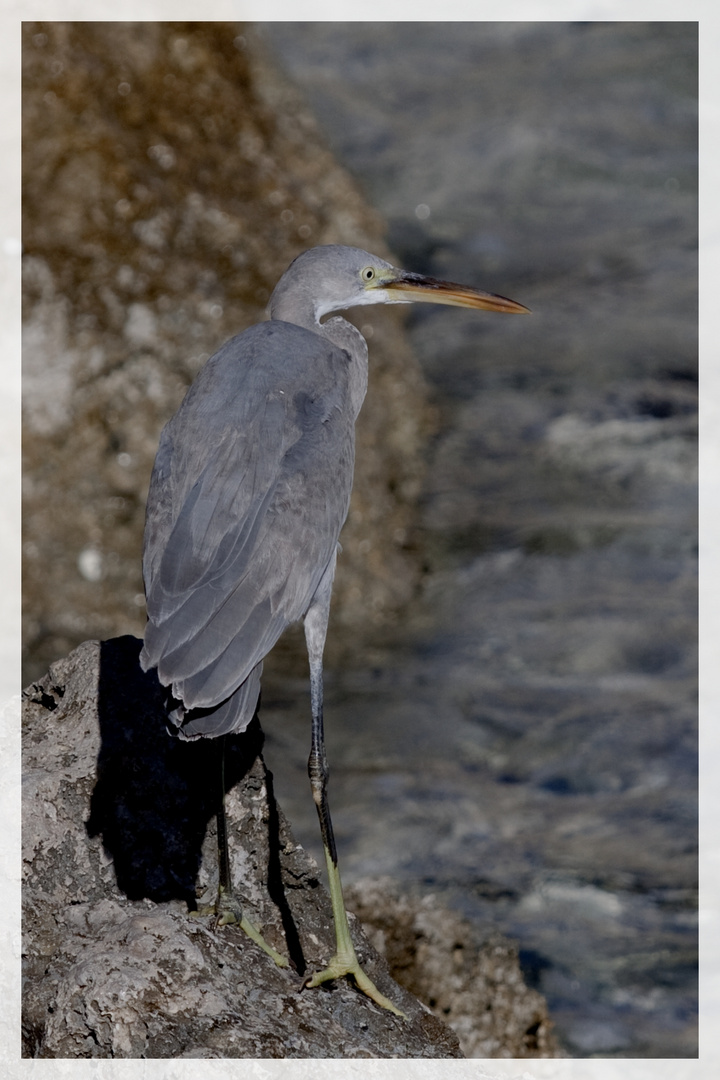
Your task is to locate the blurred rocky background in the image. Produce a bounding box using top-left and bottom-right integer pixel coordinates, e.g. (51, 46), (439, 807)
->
(22, 21), (697, 1058)
(22, 21), (431, 685)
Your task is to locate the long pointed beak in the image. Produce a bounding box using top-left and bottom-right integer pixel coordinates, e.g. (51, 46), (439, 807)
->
(382, 271), (531, 314)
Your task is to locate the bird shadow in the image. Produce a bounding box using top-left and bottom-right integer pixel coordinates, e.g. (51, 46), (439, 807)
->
(85, 635), (305, 973)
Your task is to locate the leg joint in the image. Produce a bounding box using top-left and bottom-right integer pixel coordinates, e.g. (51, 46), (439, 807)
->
(308, 748), (329, 803)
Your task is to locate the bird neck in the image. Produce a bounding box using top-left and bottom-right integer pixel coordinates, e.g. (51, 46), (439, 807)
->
(268, 273), (321, 331)
(268, 280), (369, 419)
(316, 316), (370, 422)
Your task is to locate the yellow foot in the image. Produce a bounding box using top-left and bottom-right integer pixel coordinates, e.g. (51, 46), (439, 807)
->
(303, 951), (406, 1017)
(192, 886), (288, 968)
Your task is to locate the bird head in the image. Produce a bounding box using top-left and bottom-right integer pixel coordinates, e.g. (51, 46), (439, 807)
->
(269, 244), (530, 326)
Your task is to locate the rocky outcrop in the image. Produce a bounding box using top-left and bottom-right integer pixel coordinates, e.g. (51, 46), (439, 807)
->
(22, 639), (557, 1058)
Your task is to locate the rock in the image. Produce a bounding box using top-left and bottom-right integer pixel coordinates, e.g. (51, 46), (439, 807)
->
(22, 638), (461, 1058)
(22, 638), (558, 1058)
(21, 22), (433, 685)
(345, 878), (560, 1058)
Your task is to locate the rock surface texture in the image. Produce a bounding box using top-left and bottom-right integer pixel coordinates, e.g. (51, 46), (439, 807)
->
(22, 640), (558, 1059)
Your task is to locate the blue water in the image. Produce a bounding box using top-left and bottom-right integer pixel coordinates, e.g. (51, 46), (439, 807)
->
(259, 22), (698, 1058)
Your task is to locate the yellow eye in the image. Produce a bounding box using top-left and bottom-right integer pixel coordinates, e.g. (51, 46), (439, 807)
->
(361, 266), (375, 282)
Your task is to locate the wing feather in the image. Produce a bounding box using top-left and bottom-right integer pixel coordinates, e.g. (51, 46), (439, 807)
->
(140, 321), (355, 714)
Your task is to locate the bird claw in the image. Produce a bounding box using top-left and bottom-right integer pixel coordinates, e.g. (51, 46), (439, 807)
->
(301, 952), (406, 1017)
(213, 888), (244, 929)
(192, 888), (289, 968)
(190, 884), (242, 926)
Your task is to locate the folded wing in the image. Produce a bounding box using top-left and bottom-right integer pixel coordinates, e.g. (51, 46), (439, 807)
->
(140, 322), (356, 727)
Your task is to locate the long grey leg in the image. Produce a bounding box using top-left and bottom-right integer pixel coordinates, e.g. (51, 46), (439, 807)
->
(216, 734), (233, 894)
(304, 563), (337, 866)
(208, 737), (288, 968)
(301, 554), (404, 1016)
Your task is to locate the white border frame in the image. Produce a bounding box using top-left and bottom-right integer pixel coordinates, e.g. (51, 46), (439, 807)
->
(2, 4), (714, 1077)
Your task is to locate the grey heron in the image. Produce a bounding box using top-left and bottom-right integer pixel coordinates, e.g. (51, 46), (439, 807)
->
(140, 244), (529, 1015)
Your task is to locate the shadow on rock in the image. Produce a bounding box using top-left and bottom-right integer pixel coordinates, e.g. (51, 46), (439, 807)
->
(22, 639), (562, 1057)
(86, 636), (304, 973)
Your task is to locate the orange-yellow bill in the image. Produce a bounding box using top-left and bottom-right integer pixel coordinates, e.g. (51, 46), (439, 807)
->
(383, 271), (530, 314)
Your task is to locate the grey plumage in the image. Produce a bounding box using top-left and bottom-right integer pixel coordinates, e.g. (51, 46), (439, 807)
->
(141, 320), (359, 737)
(139, 244), (528, 1011)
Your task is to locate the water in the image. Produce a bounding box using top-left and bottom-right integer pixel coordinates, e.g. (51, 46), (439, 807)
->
(257, 22), (697, 1058)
